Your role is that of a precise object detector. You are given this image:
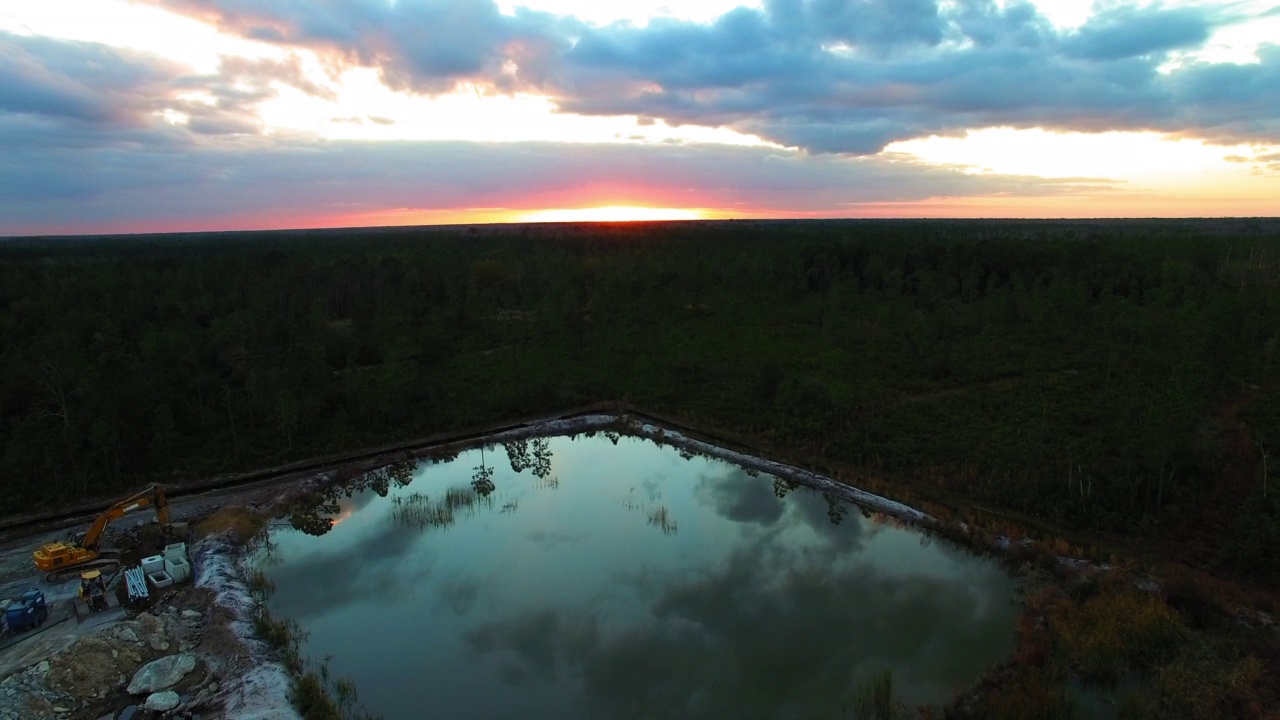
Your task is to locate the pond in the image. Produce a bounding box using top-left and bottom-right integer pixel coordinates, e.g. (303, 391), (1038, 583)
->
(253, 432), (1019, 719)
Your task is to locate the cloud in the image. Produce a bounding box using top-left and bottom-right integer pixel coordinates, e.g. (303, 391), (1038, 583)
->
(147, 0), (573, 93)
(0, 31), (183, 125)
(138, 0), (1280, 154)
(1061, 4), (1215, 61)
(0, 31), (337, 142)
(525, 528), (591, 551)
(265, 517), (433, 621)
(694, 468), (786, 527)
(0, 132), (1111, 235)
(0, 27), (1109, 231)
(251, 435), (1017, 719)
(465, 539), (1018, 716)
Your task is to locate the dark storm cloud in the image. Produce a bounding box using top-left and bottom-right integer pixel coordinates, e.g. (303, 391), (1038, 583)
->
(141, 0), (1280, 153)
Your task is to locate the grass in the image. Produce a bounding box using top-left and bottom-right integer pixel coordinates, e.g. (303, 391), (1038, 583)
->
(389, 487), (487, 530)
(848, 670), (906, 720)
(956, 559), (1278, 720)
(253, 604), (379, 720)
(968, 665), (1077, 720)
(251, 570), (379, 720)
(1155, 637), (1267, 719)
(646, 504), (678, 534)
(1050, 585), (1187, 681)
(245, 566), (276, 601)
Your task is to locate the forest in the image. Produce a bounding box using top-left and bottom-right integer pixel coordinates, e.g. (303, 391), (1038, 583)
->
(2, 218), (1278, 585)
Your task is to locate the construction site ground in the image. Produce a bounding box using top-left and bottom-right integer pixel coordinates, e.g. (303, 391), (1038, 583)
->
(0, 477), (304, 720)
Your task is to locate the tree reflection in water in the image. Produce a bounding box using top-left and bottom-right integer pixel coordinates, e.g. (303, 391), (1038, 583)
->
(287, 438), (558, 536)
(472, 445), (496, 497)
(287, 459), (415, 536)
(286, 432), (861, 540)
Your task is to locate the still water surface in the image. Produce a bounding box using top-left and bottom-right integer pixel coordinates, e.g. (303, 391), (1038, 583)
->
(256, 434), (1018, 719)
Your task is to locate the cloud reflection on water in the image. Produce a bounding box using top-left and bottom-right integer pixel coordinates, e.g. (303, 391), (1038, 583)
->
(464, 513), (1013, 717)
(259, 434), (1017, 720)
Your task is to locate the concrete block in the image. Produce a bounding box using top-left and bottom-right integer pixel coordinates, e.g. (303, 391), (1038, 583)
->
(147, 571), (173, 589)
(163, 557), (191, 584)
(162, 542), (187, 561)
(141, 555), (165, 575)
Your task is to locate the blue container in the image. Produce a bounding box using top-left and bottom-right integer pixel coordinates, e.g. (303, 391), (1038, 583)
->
(4, 589), (47, 633)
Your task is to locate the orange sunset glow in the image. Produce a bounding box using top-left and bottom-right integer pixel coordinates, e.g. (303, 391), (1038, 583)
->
(2, 0), (1278, 235)
(519, 206), (707, 223)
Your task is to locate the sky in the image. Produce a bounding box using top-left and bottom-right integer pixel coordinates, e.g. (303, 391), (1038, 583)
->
(1, 0), (1278, 234)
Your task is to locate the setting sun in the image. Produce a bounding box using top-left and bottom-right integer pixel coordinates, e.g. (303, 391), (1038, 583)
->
(519, 206), (705, 223)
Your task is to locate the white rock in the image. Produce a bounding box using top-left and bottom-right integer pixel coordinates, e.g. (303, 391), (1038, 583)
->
(36, 661), (49, 673)
(117, 627), (139, 643)
(127, 654), (197, 694)
(144, 691), (180, 712)
(181, 610), (202, 620)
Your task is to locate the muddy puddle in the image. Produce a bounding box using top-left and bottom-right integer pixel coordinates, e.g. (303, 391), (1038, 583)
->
(253, 432), (1018, 719)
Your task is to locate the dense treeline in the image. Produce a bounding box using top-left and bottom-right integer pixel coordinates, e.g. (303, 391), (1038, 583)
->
(3, 219), (1278, 581)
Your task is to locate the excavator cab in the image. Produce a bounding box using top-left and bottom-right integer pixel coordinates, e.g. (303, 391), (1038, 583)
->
(33, 542), (95, 571)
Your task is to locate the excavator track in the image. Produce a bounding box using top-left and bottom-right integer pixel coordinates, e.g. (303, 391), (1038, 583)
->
(45, 554), (122, 584)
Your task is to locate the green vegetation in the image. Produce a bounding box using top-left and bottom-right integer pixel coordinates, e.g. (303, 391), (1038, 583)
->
(8, 218), (1277, 716)
(4, 219), (1277, 584)
(960, 569), (1276, 719)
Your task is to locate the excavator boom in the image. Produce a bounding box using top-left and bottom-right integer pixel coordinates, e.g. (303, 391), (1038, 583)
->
(33, 484), (170, 575)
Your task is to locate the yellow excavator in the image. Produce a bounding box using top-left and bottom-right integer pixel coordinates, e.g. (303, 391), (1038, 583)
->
(33, 484), (173, 583)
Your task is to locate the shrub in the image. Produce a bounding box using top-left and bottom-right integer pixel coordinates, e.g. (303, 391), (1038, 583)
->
(1051, 589), (1186, 681)
(1156, 638), (1267, 719)
(969, 666), (1076, 720)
